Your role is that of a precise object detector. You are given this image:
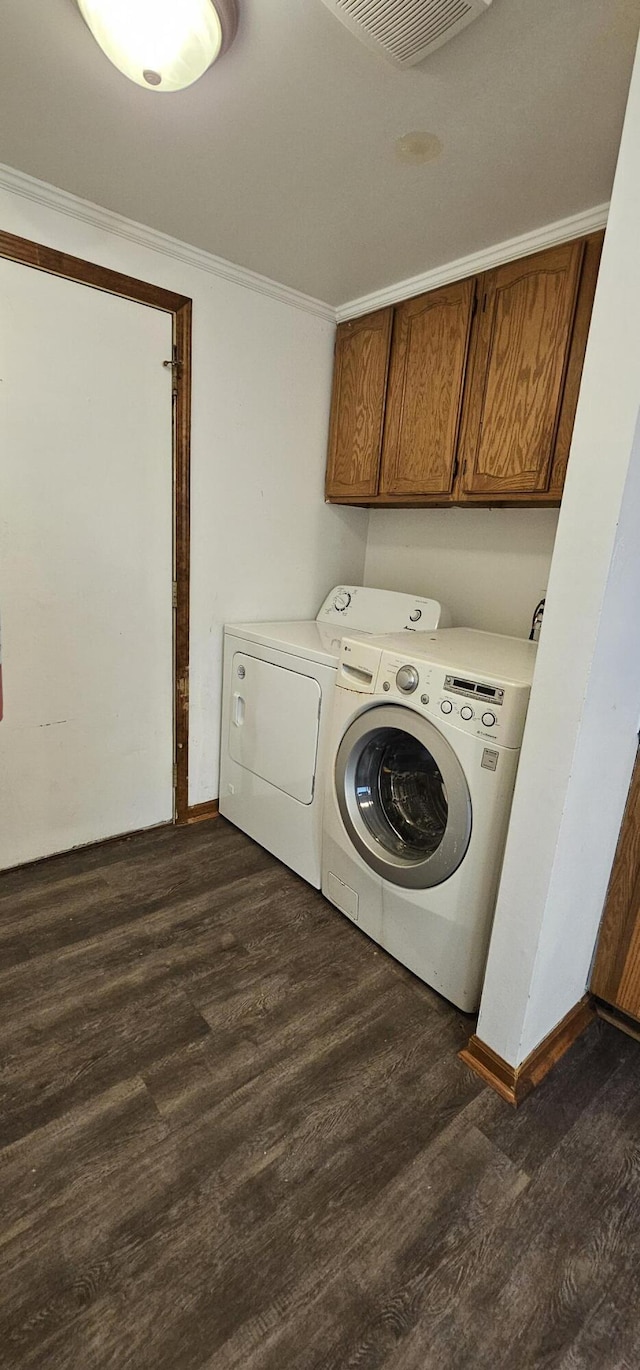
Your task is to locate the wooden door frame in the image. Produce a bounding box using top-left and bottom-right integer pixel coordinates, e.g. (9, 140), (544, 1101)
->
(0, 230), (192, 824)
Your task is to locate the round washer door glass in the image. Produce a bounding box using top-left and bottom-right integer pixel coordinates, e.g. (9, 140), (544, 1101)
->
(335, 705), (472, 890)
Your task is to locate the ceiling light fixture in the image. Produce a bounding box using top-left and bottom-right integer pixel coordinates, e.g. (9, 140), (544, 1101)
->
(76, 0), (238, 92)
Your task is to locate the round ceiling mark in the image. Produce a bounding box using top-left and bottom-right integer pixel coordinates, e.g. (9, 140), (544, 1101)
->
(395, 131), (443, 165)
(143, 69), (162, 86)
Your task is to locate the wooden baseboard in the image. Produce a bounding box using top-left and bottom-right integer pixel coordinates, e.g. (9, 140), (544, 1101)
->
(184, 800), (219, 825)
(594, 999), (640, 1043)
(459, 994), (595, 1107)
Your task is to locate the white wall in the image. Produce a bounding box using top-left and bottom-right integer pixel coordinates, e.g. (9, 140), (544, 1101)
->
(477, 31), (640, 1067)
(364, 508), (558, 638)
(0, 173), (368, 806)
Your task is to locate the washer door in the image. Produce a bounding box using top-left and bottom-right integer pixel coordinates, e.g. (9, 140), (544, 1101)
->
(335, 704), (472, 889)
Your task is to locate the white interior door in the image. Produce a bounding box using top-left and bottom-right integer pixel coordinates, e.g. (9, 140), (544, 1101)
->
(0, 258), (174, 870)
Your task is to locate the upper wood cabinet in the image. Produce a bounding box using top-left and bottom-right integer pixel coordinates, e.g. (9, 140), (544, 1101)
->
(380, 279), (475, 497)
(548, 232), (604, 499)
(459, 241), (584, 499)
(325, 307), (393, 500)
(324, 231), (603, 507)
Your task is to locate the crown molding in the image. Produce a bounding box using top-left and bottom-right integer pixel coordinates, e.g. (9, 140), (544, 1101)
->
(336, 202), (609, 321)
(0, 163), (610, 328)
(0, 161), (335, 322)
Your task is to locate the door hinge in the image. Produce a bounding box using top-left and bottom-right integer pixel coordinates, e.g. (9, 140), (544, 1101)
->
(172, 762), (178, 787)
(172, 580), (178, 609)
(163, 345), (181, 396)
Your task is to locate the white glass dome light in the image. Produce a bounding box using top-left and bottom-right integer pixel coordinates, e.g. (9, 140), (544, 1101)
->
(76, 0), (238, 93)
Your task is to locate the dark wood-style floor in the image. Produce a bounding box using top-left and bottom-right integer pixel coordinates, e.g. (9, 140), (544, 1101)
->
(1, 819), (640, 1370)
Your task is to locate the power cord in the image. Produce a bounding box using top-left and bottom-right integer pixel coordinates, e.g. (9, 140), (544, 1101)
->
(530, 599), (545, 642)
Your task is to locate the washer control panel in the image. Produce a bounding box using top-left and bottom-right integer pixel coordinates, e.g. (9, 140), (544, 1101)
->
(364, 644), (532, 750)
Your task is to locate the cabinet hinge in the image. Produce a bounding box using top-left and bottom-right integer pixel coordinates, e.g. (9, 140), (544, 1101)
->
(172, 580), (178, 609)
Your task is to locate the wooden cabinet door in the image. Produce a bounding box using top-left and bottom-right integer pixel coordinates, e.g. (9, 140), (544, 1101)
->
(460, 241), (584, 498)
(379, 278), (475, 497)
(325, 308), (393, 500)
(548, 231), (604, 498)
(591, 748), (640, 1020)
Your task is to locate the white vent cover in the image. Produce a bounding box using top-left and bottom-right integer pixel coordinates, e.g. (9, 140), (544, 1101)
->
(319, 0), (493, 66)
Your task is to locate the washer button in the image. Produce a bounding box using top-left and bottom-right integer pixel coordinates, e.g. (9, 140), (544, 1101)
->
(420, 693), (429, 706)
(382, 680), (391, 692)
(460, 706), (474, 721)
(482, 711), (497, 728)
(440, 700), (453, 715)
(409, 609), (422, 622)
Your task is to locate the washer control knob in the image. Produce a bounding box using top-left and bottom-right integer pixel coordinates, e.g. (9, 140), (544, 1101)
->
(396, 665), (419, 694)
(382, 680), (391, 692)
(237, 665), (246, 679)
(440, 699), (453, 715)
(460, 705), (474, 721)
(420, 693), (429, 706)
(333, 591), (351, 612)
(409, 609), (422, 622)
(482, 711), (497, 728)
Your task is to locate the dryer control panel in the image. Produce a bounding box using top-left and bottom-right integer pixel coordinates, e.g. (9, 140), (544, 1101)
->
(316, 586), (449, 633)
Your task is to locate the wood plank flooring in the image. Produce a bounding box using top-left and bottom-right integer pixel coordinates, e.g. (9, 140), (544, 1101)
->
(1, 818), (639, 1369)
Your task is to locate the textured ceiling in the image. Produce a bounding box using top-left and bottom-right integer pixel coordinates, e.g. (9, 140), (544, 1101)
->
(0, 0), (638, 305)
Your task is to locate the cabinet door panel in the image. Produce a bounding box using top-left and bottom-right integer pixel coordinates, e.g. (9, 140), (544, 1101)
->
(380, 279), (475, 497)
(325, 308), (393, 499)
(461, 242), (584, 497)
(549, 231), (604, 498)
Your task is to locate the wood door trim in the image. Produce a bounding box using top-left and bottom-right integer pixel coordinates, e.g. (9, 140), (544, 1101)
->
(0, 230), (192, 824)
(459, 995), (595, 1106)
(591, 745), (640, 1011)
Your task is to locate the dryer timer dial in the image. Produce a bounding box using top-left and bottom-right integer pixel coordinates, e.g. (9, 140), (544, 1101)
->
(333, 591), (351, 612)
(396, 665), (419, 694)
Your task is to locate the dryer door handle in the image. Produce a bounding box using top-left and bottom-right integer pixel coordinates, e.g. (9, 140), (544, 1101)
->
(232, 693), (245, 727)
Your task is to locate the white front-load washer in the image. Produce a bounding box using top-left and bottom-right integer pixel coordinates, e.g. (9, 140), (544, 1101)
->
(218, 588), (449, 887)
(322, 628), (537, 1010)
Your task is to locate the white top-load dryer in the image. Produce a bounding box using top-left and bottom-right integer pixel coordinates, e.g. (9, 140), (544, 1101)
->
(219, 587), (449, 886)
(322, 628), (537, 1010)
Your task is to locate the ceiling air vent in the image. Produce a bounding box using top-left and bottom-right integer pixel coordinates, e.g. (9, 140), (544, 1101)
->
(319, 0), (493, 66)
